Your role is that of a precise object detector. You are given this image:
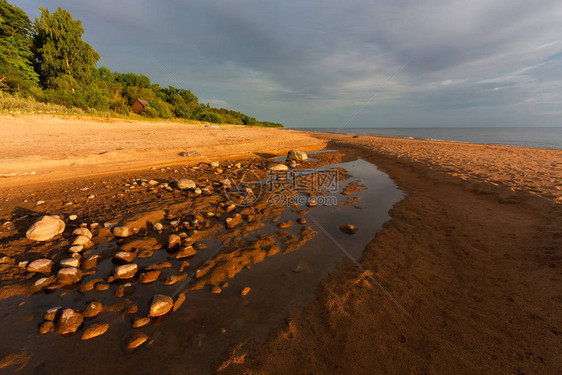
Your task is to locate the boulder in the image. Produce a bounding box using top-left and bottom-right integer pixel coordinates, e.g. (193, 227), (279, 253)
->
(114, 251), (135, 263)
(177, 179), (196, 190)
(287, 150), (308, 161)
(126, 331), (149, 349)
(72, 235), (91, 246)
(167, 234), (181, 249)
(176, 246), (196, 259)
(148, 294), (173, 317)
(57, 267), (82, 284)
(269, 164), (289, 171)
(113, 226), (133, 238)
(132, 317), (150, 328)
(26, 216), (65, 241)
(81, 323), (108, 340)
(225, 214), (243, 229)
(139, 270), (161, 284)
(114, 263), (138, 279)
(27, 259), (53, 273)
(339, 224), (358, 235)
(72, 228), (92, 239)
(60, 258), (80, 268)
(56, 309), (83, 334)
(81, 255), (99, 270)
(83, 301), (103, 318)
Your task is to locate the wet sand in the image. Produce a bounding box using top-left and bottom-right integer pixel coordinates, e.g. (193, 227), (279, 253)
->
(222, 134), (562, 374)
(0, 118), (561, 374)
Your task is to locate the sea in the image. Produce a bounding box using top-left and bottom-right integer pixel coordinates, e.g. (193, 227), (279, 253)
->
(293, 127), (562, 150)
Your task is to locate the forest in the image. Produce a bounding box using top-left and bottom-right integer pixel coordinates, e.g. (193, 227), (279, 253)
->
(0, 1), (283, 127)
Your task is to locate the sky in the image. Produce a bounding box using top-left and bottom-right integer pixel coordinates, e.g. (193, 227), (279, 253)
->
(14, 0), (562, 128)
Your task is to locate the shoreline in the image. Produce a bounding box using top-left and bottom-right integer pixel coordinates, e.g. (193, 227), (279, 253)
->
(0, 116), (560, 373)
(221, 134), (561, 374)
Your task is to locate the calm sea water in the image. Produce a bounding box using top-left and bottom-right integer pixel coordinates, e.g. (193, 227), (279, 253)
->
(294, 127), (562, 150)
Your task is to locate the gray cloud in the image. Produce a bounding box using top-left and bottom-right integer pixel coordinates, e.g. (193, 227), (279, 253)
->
(14, 0), (562, 127)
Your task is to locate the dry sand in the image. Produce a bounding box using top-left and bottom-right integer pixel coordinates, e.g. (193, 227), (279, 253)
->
(0, 114), (324, 186)
(0, 116), (560, 374)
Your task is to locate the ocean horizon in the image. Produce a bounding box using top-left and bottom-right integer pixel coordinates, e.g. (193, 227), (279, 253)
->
(292, 127), (562, 150)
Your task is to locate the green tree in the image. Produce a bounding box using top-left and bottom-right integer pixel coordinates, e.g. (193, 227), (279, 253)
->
(32, 7), (99, 91)
(0, 0), (38, 94)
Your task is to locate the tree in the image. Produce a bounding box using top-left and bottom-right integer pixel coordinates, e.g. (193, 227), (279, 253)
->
(0, 0), (38, 94)
(32, 7), (99, 91)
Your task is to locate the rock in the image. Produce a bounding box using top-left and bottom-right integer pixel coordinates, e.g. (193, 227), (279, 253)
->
(167, 234), (181, 249)
(148, 295), (173, 317)
(56, 309), (84, 334)
(291, 261), (307, 273)
(296, 218), (307, 224)
(44, 307), (61, 321)
(68, 214), (78, 221)
(139, 270), (161, 284)
(81, 323), (108, 340)
(95, 282), (110, 291)
(225, 214), (243, 229)
(26, 216), (65, 241)
(34, 277), (52, 288)
(269, 164), (289, 171)
(69, 245), (83, 253)
(81, 255), (99, 270)
(308, 199), (317, 207)
(137, 249), (153, 258)
(211, 286), (222, 294)
(115, 283), (135, 298)
(161, 274), (187, 285)
(339, 224), (358, 235)
(114, 251), (135, 263)
(241, 287), (251, 296)
(113, 226), (133, 238)
(57, 267), (82, 284)
(220, 179), (231, 187)
(277, 220), (293, 229)
(27, 259), (53, 273)
(126, 332), (149, 349)
(179, 261), (190, 273)
(39, 321), (54, 334)
(289, 161), (297, 168)
(210, 161), (220, 168)
(153, 222), (164, 231)
(113, 263), (138, 279)
(145, 262), (172, 271)
(72, 235), (91, 247)
(173, 293), (186, 312)
(181, 237), (194, 246)
(148, 180), (159, 186)
(36, 200), (45, 206)
(176, 246), (196, 259)
(60, 258), (80, 268)
(287, 150), (308, 161)
(83, 301), (103, 318)
(132, 317), (150, 328)
(225, 204), (236, 213)
(177, 179), (196, 190)
(72, 228), (92, 239)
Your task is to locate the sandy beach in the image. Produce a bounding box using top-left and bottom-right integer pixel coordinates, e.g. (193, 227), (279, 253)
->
(0, 116), (560, 374)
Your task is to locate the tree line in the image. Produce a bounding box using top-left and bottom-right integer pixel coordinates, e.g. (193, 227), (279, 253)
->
(0, 1), (282, 127)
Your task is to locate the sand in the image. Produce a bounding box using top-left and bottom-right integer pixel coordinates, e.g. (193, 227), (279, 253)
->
(0, 114), (325, 186)
(219, 134), (562, 374)
(0, 116), (560, 374)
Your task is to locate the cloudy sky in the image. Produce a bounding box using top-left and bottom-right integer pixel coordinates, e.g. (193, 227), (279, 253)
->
(15, 0), (562, 128)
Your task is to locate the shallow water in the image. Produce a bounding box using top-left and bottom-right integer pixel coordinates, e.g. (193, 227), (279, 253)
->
(0, 157), (402, 374)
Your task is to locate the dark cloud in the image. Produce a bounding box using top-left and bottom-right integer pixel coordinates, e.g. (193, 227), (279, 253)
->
(13, 0), (562, 127)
